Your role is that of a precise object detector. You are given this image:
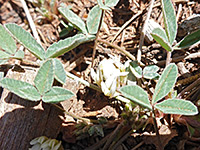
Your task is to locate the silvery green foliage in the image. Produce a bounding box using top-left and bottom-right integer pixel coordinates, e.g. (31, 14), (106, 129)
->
(126, 61), (159, 80)
(5, 23), (45, 60)
(0, 59), (74, 103)
(0, 24), (24, 60)
(0, 78), (41, 101)
(87, 5), (103, 34)
(91, 56), (128, 98)
(120, 64), (198, 115)
(151, 0), (200, 51)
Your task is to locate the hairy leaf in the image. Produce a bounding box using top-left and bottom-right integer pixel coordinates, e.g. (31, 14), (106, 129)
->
(152, 63), (178, 104)
(5, 23), (45, 60)
(120, 85), (152, 110)
(87, 5), (102, 34)
(34, 59), (54, 95)
(46, 34), (95, 58)
(143, 65), (159, 79)
(105, 0), (120, 7)
(155, 99), (198, 115)
(161, 0), (177, 45)
(53, 59), (66, 84)
(42, 86), (74, 103)
(0, 72), (4, 80)
(151, 27), (172, 51)
(0, 60), (7, 65)
(0, 50), (10, 59)
(174, 29), (200, 49)
(58, 6), (88, 34)
(129, 61), (142, 79)
(0, 78), (41, 101)
(0, 24), (16, 54)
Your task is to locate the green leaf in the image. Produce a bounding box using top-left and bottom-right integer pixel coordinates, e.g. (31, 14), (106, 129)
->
(5, 23), (45, 60)
(155, 99), (198, 115)
(0, 72), (4, 80)
(161, 0), (177, 45)
(105, 0), (119, 7)
(34, 59), (54, 95)
(143, 65), (159, 79)
(11, 50), (24, 59)
(94, 125), (104, 137)
(58, 6), (88, 34)
(46, 34), (95, 58)
(0, 60), (7, 65)
(152, 63), (178, 104)
(151, 27), (172, 51)
(86, 5), (102, 35)
(42, 86), (74, 103)
(0, 50), (10, 59)
(129, 61), (142, 78)
(97, 0), (111, 10)
(120, 85), (152, 110)
(174, 29), (200, 50)
(53, 59), (66, 84)
(0, 78), (41, 101)
(0, 24), (16, 54)
(88, 126), (95, 136)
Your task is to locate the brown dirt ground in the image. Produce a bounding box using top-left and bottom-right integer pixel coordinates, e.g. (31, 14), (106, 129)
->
(0, 0), (200, 149)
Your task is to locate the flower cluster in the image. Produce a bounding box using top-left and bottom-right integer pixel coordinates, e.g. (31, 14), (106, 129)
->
(91, 56), (128, 98)
(29, 136), (63, 150)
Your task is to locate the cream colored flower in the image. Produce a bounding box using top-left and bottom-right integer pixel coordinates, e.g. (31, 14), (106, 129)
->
(29, 136), (63, 150)
(91, 56), (128, 98)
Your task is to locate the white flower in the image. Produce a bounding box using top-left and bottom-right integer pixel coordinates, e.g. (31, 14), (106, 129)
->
(91, 56), (128, 98)
(29, 136), (63, 150)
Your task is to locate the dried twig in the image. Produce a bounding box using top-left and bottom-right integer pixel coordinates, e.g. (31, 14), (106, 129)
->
(20, 0), (42, 45)
(177, 78), (200, 99)
(97, 39), (136, 61)
(111, 10), (143, 43)
(137, 0), (155, 63)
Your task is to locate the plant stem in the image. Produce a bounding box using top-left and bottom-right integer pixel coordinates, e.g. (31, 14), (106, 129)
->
(102, 120), (125, 150)
(66, 72), (132, 104)
(65, 71), (102, 92)
(110, 129), (132, 150)
(152, 108), (163, 150)
(166, 51), (172, 66)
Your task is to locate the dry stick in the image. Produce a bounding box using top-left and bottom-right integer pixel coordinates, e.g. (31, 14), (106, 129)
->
(85, 133), (112, 150)
(97, 39), (136, 61)
(20, 0), (42, 45)
(91, 10), (105, 68)
(137, 0), (155, 63)
(156, 51), (200, 66)
(177, 78), (200, 99)
(111, 10), (143, 43)
(102, 121), (125, 150)
(185, 86), (199, 100)
(131, 141), (145, 150)
(111, 2), (161, 43)
(111, 129), (132, 150)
